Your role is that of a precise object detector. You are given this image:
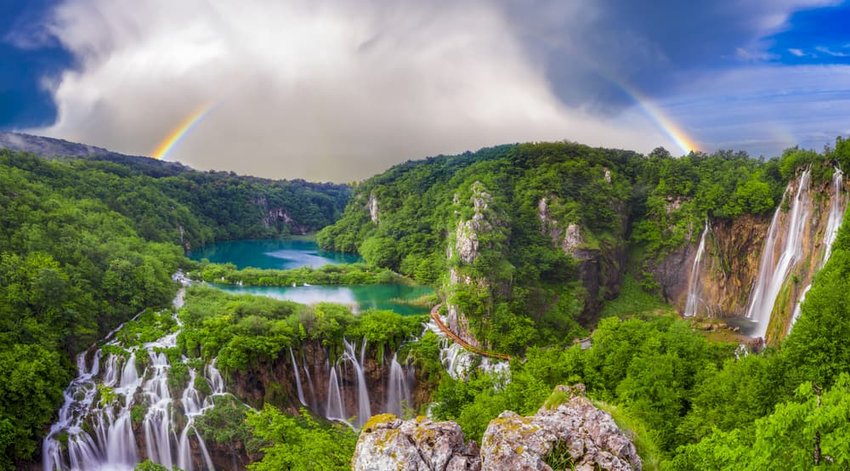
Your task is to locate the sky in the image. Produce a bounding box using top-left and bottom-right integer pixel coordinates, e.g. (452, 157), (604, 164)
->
(1, 0), (849, 182)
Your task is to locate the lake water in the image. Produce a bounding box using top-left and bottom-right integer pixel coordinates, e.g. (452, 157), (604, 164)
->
(190, 239), (431, 315)
(208, 282), (432, 316)
(188, 239), (361, 270)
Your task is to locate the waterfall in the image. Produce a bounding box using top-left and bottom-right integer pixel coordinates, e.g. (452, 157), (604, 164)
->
(789, 168), (846, 330)
(342, 339), (372, 428)
(43, 278), (226, 471)
(684, 221), (710, 317)
(385, 353), (413, 417)
(745, 169), (812, 338)
(325, 365), (347, 425)
(426, 317), (509, 380)
(289, 347), (307, 406)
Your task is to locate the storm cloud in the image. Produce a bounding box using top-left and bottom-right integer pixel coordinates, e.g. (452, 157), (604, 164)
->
(20, 0), (850, 180)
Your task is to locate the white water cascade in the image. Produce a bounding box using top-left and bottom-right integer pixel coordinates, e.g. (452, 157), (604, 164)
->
(43, 276), (228, 471)
(789, 168), (847, 329)
(315, 337), (417, 428)
(289, 347), (307, 406)
(684, 221), (710, 317)
(385, 353), (413, 417)
(425, 316), (509, 380)
(745, 169), (812, 338)
(325, 365), (348, 425)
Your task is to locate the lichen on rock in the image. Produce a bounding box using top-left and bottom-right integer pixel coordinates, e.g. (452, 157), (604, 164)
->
(352, 415), (481, 471)
(352, 385), (641, 471)
(480, 384), (642, 471)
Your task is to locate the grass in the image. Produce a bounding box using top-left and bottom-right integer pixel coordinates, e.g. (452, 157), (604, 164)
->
(600, 275), (671, 319)
(593, 400), (663, 471)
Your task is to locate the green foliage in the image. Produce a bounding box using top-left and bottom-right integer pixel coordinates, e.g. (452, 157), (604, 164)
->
(195, 395), (253, 450)
(177, 286), (427, 372)
(432, 315), (732, 452)
(600, 275), (668, 318)
(317, 142), (789, 353)
(543, 441), (575, 470)
(135, 460), (181, 471)
(246, 405), (356, 471)
(671, 374), (850, 470)
(193, 262), (407, 286)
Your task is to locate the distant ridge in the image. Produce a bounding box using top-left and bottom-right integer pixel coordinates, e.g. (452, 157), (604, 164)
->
(0, 131), (189, 177)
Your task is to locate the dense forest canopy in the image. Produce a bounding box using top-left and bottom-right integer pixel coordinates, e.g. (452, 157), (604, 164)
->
(0, 149), (350, 467)
(4, 136), (850, 469)
(318, 141), (839, 352)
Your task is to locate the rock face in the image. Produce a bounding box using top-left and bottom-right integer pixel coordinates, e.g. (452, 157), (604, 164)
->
(352, 385), (641, 471)
(653, 215), (769, 318)
(368, 192), (380, 224)
(537, 195), (628, 317)
(445, 182), (499, 347)
(481, 385), (641, 471)
(352, 414), (481, 471)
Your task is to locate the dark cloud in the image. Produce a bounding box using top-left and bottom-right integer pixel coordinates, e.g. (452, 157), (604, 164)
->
(497, 0), (835, 111)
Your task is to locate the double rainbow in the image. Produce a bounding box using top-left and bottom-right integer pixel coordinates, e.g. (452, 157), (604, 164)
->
(151, 103), (214, 160)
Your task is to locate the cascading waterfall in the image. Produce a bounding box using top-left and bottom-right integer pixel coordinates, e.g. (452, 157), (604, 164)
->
(289, 347), (307, 406)
(789, 168), (846, 329)
(425, 316), (509, 380)
(325, 365), (347, 425)
(314, 337), (416, 427)
(43, 275), (228, 471)
(385, 353), (413, 416)
(745, 168), (812, 338)
(684, 221), (710, 317)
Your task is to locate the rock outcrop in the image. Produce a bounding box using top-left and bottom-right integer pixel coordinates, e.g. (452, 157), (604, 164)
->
(352, 414), (481, 471)
(481, 385), (641, 471)
(537, 195), (628, 318)
(368, 192), (380, 224)
(653, 214), (769, 318)
(352, 385), (641, 471)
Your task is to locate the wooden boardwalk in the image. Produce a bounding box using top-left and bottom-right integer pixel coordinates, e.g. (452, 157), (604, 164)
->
(430, 304), (511, 361)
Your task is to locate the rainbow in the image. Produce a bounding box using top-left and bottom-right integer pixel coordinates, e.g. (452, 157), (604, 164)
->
(151, 103), (213, 160)
(618, 83), (700, 155)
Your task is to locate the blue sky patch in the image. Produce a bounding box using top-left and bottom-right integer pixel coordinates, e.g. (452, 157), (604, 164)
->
(768, 2), (850, 65)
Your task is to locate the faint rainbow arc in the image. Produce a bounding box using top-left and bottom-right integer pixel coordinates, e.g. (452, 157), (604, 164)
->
(616, 82), (700, 155)
(152, 103), (214, 160)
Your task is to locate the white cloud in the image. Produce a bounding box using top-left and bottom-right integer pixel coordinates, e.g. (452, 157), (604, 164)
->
(31, 0), (669, 181)
(788, 48), (806, 57)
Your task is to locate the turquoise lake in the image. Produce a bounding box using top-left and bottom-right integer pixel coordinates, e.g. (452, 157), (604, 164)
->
(190, 239), (431, 315)
(188, 239), (361, 270)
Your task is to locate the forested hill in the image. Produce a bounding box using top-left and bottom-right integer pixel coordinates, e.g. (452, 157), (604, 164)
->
(0, 147), (351, 467)
(0, 134), (352, 242)
(318, 140), (849, 352)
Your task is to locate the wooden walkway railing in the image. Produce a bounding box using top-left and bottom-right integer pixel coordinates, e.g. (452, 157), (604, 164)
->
(430, 304), (511, 361)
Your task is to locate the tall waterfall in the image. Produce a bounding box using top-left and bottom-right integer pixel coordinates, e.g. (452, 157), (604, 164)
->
(289, 347), (307, 406)
(790, 168), (847, 329)
(745, 169), (812, 338)
(314, 338), (416, 427)
(385, 353), (413, 417)
(43, 277), (226, 471)
(684, 221), (710, 317)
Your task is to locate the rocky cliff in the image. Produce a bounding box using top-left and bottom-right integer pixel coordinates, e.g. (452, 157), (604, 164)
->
(658, 168), (847, 343)
(653, 214), (770, 318)
(538, 194), (628, 318)
(352, 384), (641, 471)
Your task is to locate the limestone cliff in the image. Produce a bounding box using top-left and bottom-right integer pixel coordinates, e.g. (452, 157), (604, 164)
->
(653, 214), (770, 317)
(352, 385), (641, 471)
(445, 181), (504, 347)
(659, 168), (847, 343)
(538, 195), (627, 316)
